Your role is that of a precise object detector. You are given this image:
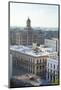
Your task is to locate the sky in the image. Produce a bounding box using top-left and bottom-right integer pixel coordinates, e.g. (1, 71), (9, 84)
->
(10, 2), (58, 28)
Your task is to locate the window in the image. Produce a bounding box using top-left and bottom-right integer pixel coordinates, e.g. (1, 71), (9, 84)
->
(53, 76), (55, 82)
(54, 64), (55, 69)
(33, 59), (34, 64)
(50, 75), (52, 81)
(40, 59), (41, 63)
(48, 73), (49, 79)
(41, 60), (43, 63)
(37, 66), (38, 70)
(43, 59), (44, 62)
(40, 66), (41, 69)
(51, 70), (52, 73)
(48, 69), (49, 72)
(44, 59), (46, 64)
(53, 71), (55, 75)
(37, 60), (38, 64)
(51, 64), (52, 68)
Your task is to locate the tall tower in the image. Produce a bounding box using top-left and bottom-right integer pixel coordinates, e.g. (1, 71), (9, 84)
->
(26, 17), (32, 45)
(26, 17), (31, 28)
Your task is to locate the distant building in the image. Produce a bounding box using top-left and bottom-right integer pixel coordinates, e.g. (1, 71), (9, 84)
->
(45, 38), (58, 51)
(10, 18), (44, 45)
(10, 30), (16, 45)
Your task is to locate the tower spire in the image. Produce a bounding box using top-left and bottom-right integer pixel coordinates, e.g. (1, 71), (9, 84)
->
(26, 17), (31, 28)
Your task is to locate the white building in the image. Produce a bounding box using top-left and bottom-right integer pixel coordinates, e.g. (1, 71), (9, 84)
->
(46, 54), (59, 82)
(45, 38), (58, 51)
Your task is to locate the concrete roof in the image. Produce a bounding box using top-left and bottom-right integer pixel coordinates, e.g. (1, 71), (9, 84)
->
(10, 45), (53, 57)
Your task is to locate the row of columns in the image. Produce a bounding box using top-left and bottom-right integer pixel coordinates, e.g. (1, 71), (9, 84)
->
(28, 64), (36, 74)
(11, 52), (47, 77)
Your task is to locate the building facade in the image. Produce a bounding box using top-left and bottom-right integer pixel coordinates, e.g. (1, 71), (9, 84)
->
(10, 45), (49, 78)
(10, 18), (44, 45)
(45, 38), (58, 51)
(46, 53), (59, 82)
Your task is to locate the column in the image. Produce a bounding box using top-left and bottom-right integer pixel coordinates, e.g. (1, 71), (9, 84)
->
(32, 65), (33, 74)
(35, 66), (37, 74)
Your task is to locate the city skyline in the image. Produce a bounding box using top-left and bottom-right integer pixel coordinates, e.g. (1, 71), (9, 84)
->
(9, 2), (59, 87)
(10, 3), (58, 28)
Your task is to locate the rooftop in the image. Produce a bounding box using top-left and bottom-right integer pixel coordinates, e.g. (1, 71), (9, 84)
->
(10, 45), (56, 57)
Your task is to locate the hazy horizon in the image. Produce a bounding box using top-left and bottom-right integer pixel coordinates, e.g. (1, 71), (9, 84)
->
(10, 2), (58, 28)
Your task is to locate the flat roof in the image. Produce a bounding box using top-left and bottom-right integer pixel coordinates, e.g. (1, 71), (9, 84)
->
(10, 45), (51, 57)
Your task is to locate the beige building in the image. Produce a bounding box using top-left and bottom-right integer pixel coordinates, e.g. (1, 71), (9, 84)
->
(10, 45), (49, 78)
(10, 18), (44, 45)
(10, 44), (59, 80)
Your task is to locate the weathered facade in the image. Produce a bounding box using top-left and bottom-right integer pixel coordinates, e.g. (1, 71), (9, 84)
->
(10, 45), (48, 78)
(10, 18), (44, 45)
